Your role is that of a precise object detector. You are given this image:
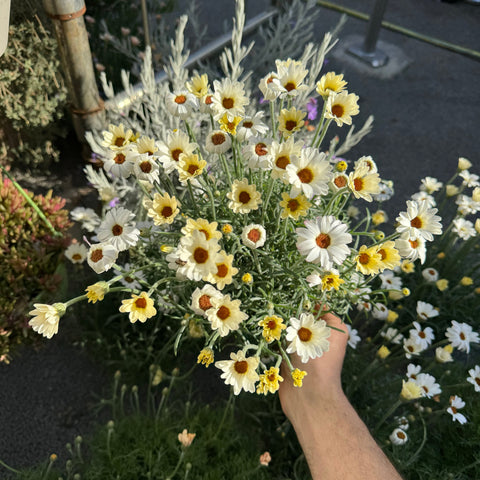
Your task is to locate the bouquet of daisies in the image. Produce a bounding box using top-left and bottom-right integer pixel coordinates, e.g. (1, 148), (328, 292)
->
(29, 0), (447, 397)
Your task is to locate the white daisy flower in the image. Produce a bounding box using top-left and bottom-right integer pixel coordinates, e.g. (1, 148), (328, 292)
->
(371, 303), (389, 321)
(467, 365), (480, 393)
(165, 248), (188, 280)
(406, 364), (422, 380)
(346, 324), (361, 349)
(165, 90), (199, 119)
(65, 243), (88, 264)
(411, 191), (436, 209)
(396, 416), (409, 431)
(206, 294), (248, 337)
(348, 162), (381, 202)
(379, 270), (403, 290)
(274, 58), (309, 98)
(70, 207), (101, 232)
(215, 350), (259, 395)
(396, 200), (442, 242)
(286, 313), (331, 363)
(97, 207), (140, 252)
(101, 148), (135, 178)
(191, 284), (223, 317)
(421, 268), (439, 283)
(29, 303), (66, 339)
(87, 242), (119, 274)
(211, 78), (249, 121)
(420, 176), (443, 194)
(241, 224), (267, 249)
(236, 111), (268, 142)
(389, 428), (408, 446)
(133, 155), (160, 184)
(445, 320), (480, 354)
(403, 337), (424, 359)
(286, 147), (333, 200)
(456, 194), (478, 216)
(459, 170), (480, 188)
(381, 327), (403, 345)
(306, 273), (322, 287)
(158, 130), (198, 174)
(416, 301), (439, 321)
(447, 396), (467, 424)
(395, 233), (427, 264)
(242, 137), (272, 171)
(354, 155), (378, 174)
(296, 216), (352, 269)
(452, 217), (476, 240)
(259, 72), (281, 101)
(372, 181), (394, 202)
(205, 130), (232, 154)
(177, 230), (220, 282)
(117, 263), (145, 290)
(413, 373), (441, 399)
(269, 137), (303, 181)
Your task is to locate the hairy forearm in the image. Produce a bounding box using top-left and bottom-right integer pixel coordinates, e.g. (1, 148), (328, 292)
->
(289, 390), (402, 480)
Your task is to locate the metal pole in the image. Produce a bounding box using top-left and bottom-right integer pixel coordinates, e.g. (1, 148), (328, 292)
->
(43, 0), (105, 145)
(140, 0), (151, 49)
(347, 0), (389, 68)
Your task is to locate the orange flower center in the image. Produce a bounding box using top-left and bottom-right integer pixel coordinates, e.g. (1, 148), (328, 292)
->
(175, 95), (187, 104)
(187, 164), (199, 175)
(239, 191), (251, 204)
(284, 82), (296, 92)
(451, 406), (458, 414)
(135, 297), (147, 309)
(397, 431), (406, 439)
(297, 168), (313, 184)
(359, 253), (370, 265)
(409, 239), (419, 249)
(334, 176), (347, 188)
(171, 148), (183, 161)
(287, 199), (300, 212)
(193, 247), (209, 264)
(114, 153), (126, 164)
(298, 327), (312, 342)
(112, 224), (123, 236)
(255, 143), (267, 156)
(216, 263), (228, 278)
(275, 156), (290, 169)
(315, 233), (331, 248)
(267, 320), (277, 330)
(378, 249), (386, 260)
(243, 121), (253, 128)
(198, 294), (212, 311)
(211, 133), (226, 145)
(161, 206), (173, 218)
(460, 332), (466, 340)
(267, 373), (276, 382)
(353, 177), (364, 191)
(234, 360), (248, 374)
(217, 306), (230, 320)
(72, 253), (82, 261)
(331, 104), (344, 118)
(90, 249), (103, 263)
(418, 331), (426, 339)
(410, 216), (422, 228)
(222, 97), (234, 109)
(247, 228), (261, 243)
(205, 95), (213, 105)
(140, 161), (152, 173)
(285, 120), (297, 131)
(114, 137), (125, 147)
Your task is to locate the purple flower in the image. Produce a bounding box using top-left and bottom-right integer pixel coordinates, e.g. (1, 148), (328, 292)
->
(109, 197), (120, 208)
(306, 98), (318, 121)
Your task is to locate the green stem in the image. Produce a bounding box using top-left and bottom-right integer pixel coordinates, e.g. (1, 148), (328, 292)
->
(0, 165), (62, 238)
(0, 459), (21, 475)
(187, 180), (200, 217)
(374, 399), (402, 433)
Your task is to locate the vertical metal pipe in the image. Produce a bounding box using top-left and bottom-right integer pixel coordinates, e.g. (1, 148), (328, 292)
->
(363, 0), (389, 54)
(42, 0), (104, 144)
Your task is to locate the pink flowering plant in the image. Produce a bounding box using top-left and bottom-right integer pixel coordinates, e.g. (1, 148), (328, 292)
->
(29, 1), (456, 400)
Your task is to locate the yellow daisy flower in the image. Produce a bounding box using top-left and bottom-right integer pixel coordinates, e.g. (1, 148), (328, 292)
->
(119, 292), (157, 323)
(291, 368), (307, 387)
(377, 241), (401, 270)
(355, 245), (382, 275)
(197, 347), (215, 367)
(222, 224), (233, 234)
(85, 281), (110, 304)
(242, 273), (253, 284)
(258, 315), (286, 343)
(218, 113), (243, 136)
(377, 345), (391, 359)
(401, 260), (415, 274)
(146, 192), (181, 226)
(205, 250), (238, 290)
(348, 163), (381, 202)
(325, 91), (360, 126)
(316, 72), (348, 98)
(371, 210), (387, 226)
(279, 192), (311, 219)
(101, 123), (135, 150)
(136, 135), (158, 156)
(256, 367), (284, 395)
(400, 380), (423, 401)
(177, 153), (207, 183)
(227, 178), (262, 214)
(186, 73), (209, 98)
(321, 271), (345, 291)
(278, 107), (306, 138)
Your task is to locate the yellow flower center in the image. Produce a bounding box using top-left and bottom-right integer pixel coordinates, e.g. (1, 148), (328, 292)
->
(315, 233), (331, 248)
(298, 327), (312, 342)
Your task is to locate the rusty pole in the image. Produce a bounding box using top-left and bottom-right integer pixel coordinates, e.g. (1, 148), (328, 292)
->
(42, 0), (105, 146)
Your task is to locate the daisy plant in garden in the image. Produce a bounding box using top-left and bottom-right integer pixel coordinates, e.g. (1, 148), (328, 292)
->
(29, 1), (473, 412)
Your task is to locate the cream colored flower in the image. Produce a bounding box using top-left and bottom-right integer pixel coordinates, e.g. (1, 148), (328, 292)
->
(177, 153), (207, 183)
(376, 241), (401, 270)
(87, 242), (119, 274)
(191, 284), (223, 317)
(205, 130), (232, 154)
(270, 137), (303, 181)
(101, 123), (135, 151)
(241, 224), (267, 249)
(325, 91), (359, 126)
(227, 178), (262, 213)
(259, 72), (281, 101)
(348, 162), (381, 202)
(205, 250), (238, 290)
(211, 78), (249, 121)
(165, 90), (198, 119)
(215, 350), (259, 395)
(158, 130), (198, 174)
(316, 72), (347, 98)
(182, 218), (222, 242)
(206, 294), (248, 337)
(65, 243), (88, 264)
(178, 429), (196, 448)
(279, 191), (311, 219)
(275, 58), (309, 98)
(85, 281), (109, 304)
(119, 292), (157, 323)
(29, 303), (66, 339)
(400, 380), (424, 400)
(186, 73), (209, 98)
(458, 157), (472, 170)
(102, 148), (134, 178)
